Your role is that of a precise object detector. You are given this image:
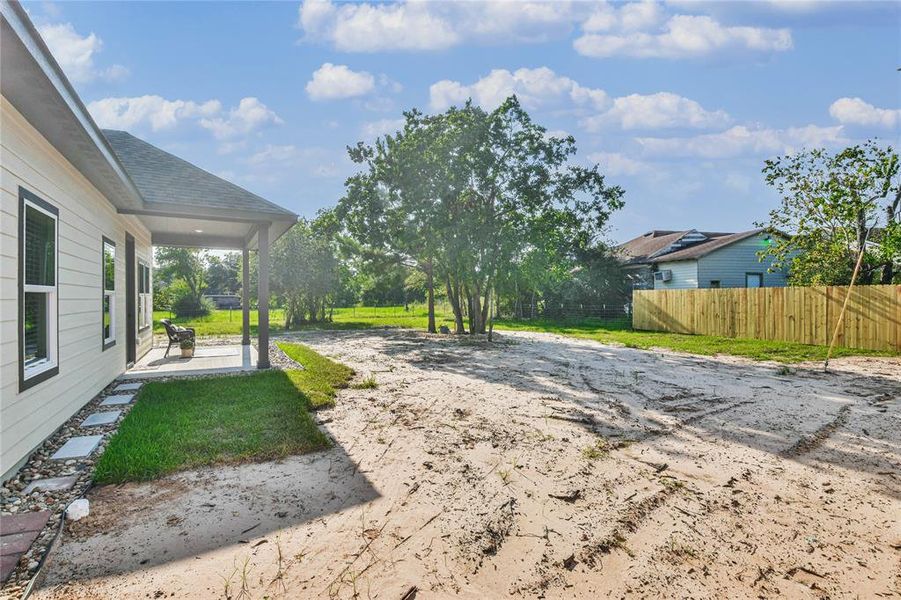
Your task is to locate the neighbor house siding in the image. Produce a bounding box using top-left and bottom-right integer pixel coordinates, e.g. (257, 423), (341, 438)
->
(0, 97), (152, 478)
(696, 233), (787, 288)
(653, 260), (698, 289)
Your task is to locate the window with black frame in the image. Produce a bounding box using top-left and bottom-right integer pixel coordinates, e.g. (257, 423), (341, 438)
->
(20, 188), (59, 390)
(102, 238), (116, 349)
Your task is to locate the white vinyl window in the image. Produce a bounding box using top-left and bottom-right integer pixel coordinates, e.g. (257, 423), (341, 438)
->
(102, 238), (116, 349)
(20, 189), (59, 389)
(138, 261), (151, 330)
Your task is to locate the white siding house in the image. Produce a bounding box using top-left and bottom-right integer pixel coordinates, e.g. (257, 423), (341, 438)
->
(1, 99), (154, 476)
(617, 229), (789, 290)
(0, 1), (297, 480)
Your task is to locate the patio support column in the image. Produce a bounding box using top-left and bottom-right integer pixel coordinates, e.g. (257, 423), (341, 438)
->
(242, 246), (250, 346)
(257, 223), (271, 369)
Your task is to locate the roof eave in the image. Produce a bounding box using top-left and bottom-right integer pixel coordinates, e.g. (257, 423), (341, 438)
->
(0, 0), (144, 210)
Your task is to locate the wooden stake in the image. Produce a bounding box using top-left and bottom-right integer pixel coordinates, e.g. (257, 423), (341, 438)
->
(824, 241), (868, 371)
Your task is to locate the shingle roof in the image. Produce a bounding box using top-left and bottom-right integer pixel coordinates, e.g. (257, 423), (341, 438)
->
(653, 229), (764, 262)
(615, 230), (688, 265)
(617, 228), (764, 265)
(102, 130), (296, 219)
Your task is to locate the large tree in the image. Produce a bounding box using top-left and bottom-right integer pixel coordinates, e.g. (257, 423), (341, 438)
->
(760, 140), (900, 285)
(154, 247), (208, 315)
(338, 96), (624, 334)
(205, 253), (240, 295)
(271, 211), (344, 328)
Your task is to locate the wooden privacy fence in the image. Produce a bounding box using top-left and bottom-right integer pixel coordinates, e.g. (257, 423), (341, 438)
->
(632, 285), (901, 352)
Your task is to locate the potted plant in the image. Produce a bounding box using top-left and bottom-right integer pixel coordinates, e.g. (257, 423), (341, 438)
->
(180, 338), (195, 358)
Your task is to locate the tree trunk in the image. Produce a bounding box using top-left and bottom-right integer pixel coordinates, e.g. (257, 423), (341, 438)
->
(881, 189), (900, 284)
(487, 287), (495, 342)
(426, 262), (436, 333)
(856, 209), (873, 284)
(445, 273), (465, 334)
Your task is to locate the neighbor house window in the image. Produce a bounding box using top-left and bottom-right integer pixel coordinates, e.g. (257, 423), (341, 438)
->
(138, 261), (151, 330)
(710, 280), (721, 288)
(102, 237), (116, 349)
(746, 273), (763, 288)
(19, 188), (59, 391)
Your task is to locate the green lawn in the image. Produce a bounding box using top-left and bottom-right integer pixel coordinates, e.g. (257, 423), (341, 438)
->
(152, 308), (287, 336)
(493, 317), (893, 363)
(93, 342), (352, 483)
(155, 306), (897, 364)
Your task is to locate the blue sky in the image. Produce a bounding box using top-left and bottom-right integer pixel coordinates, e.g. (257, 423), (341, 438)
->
(27, 0), (900, 243)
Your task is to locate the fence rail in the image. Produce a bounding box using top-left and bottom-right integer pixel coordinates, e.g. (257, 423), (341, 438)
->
(633, 285), (900, 352)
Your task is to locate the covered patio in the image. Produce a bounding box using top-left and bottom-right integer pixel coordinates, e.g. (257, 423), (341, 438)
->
(122, 345), (258, 379)
(102, 130), (298, 373)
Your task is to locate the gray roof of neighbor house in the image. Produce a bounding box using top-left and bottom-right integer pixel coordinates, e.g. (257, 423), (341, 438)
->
(103, 130), (296, 220)
(617, 229), (765, 265)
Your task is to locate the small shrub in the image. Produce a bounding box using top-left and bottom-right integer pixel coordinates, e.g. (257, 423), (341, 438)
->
(582, 439), (610, 461)
(351, 376), (378, 390)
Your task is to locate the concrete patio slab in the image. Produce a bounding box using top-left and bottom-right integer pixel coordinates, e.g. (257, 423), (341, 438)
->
(50, 436), (103, 460)
(81, 411), (121, 427)
(100, 394), (134, 406)
(122, 344), (258, 380)
(113, 382), (143, 392)
(22, 475), (79, 495)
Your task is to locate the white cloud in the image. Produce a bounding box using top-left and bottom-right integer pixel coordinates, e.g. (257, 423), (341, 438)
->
(587, 152), (650, 176)
(429, 67), (607, 112)
(199, 97), (282, 139)
(297, 0), (579, 52)
(583, 1), (664, 33)
(361, 118), (406, 139)
(636, 124), (847, 159)
(306, 63), (376, 100)
(430, 69), (724, 133)
(829, 97), (900, 129)
(88, 95), (280, 139)
(299, 0), (459, 52)
(574, 12), (792, 59)
(245, 144), (345, 178)
(37, 22), (128, 83)
(88, 95), (221, 131)
(584, 92), (730, 131)
(247, 144), (299, 165)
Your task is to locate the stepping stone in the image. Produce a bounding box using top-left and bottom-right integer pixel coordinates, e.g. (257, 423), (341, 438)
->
(100, 394), (134, 406)
(22, 475), (78, 495)
(1, 554), (18, 583)
(0, 511), (51, 536)
(114, 382), (142, 392)
(0, 511), (51, 583)
(1, 531), (40, 556)
(81, 411), (121, 427)
(50, 435), (102, 460)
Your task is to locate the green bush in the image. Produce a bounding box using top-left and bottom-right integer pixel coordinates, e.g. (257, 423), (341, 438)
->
(169, 280), (213, 318)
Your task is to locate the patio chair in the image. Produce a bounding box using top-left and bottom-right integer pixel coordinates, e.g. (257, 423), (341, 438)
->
(160, 319), (196, 357)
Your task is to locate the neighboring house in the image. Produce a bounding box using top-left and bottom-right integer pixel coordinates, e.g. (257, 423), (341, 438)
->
(0, 2), (296, 479)
(616, 228), (788, 290)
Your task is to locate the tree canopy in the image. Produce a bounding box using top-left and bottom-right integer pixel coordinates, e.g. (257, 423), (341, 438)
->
(760, 140), (900, 285)
(337, 96), (625, 333)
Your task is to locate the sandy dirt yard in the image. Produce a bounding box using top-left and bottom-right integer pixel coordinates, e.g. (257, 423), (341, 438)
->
(29, 329), (900, 599)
